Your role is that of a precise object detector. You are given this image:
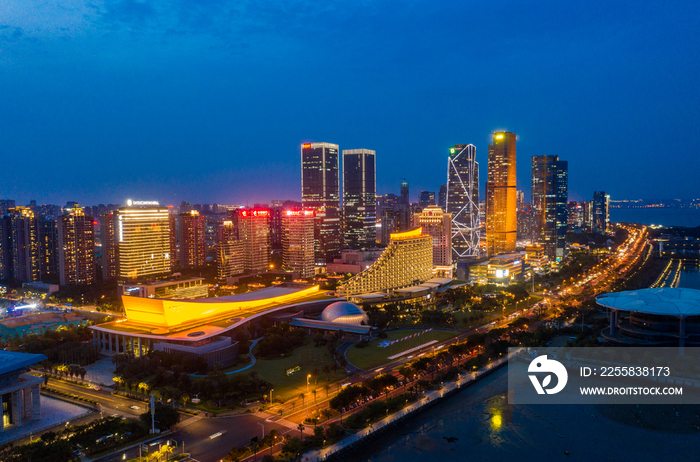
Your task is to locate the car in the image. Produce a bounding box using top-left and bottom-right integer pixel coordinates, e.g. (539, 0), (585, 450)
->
(92, 386), (101, 391)
(130, 405), (141, 410)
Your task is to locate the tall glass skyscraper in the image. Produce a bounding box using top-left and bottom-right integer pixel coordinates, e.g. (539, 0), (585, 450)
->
(301, 142), (342, 264)
(342, 149), (376, 249)
(446, 144), (480, 259)
(531, 155), (568, 259)
(592, 191), (610, 234)
(486, 131), (517, 257)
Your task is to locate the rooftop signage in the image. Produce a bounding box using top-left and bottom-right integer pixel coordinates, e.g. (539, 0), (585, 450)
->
(126, 199), (160, 206)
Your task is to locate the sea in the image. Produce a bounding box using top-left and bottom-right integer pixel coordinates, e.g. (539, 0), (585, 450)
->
(610, 207), (700, 228)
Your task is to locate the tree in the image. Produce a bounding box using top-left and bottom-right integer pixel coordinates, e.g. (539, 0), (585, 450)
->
(297, 423), (305, 441)
(281, 437), (303, 455)
(324, 383), (331, 397)
(140, 402), (180, 430)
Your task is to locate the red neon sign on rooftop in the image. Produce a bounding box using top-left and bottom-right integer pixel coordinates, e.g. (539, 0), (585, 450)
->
(302, 143), (311, 149)
(284, 210), (314, 217)
(239, 209), (270, 218)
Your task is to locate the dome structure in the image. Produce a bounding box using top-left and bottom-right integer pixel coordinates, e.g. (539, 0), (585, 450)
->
(321, 302), (369, 326)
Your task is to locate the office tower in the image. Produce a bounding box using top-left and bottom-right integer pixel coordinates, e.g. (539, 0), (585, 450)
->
(567, 202), (583, 228)
(301, 142), (342, 264)
(178, 210), (206, 269)
(447, 144), (480, 259)
(238, 208), (270, 274)
(582, 201), (593, 231)
(100, 212), (118, 281)
(413, 205), (452, 267)
(517, 202), (532, 242)
(1, 208), (40, 283)
(592, 191), (610, 233)
(486, 132), (517, 257)
(216, 220), (244, 281)
(116, 202), (171, 282)
(168, 212), (178, 271)
(343, 149), (377, 249)
(438, 185), (447, 210)
(37, 218), (59, 281)
(418, 191), (436, 208)
(531, 155), (569, 259)
(282, 210), (316, 278)
(58, 209), (96, 286)
(400, 179), (409, 205)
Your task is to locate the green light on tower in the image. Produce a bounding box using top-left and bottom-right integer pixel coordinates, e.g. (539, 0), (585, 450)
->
(450, 148), (455, 154)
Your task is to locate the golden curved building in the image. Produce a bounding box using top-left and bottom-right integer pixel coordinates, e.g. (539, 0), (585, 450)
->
(337, 228), (433, 297)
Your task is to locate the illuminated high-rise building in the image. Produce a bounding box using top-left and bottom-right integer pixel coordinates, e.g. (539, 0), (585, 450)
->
(37, 218), (59, 281)
(116, 201), (171, 282)
(592, 191), (610, 234)
(301, 142), (342, 264)
(282, 210), (316, 278)
(238, 208), (270, 274)
(447, 144), (480, 258)
(413, 206), (452, 268)
(178, 210), (206, 269)
(58, 209), (96, 286)
(216, 220), (244, 281)
(438, 184), (447, 210)
(486, 132), (517, 257)
(343, 149), (376, 249)
(531, 155), (568, 259)
(418, 191), (436, 208)
(400, 179), (410, 206)
(1, 207), (40, 283)
(100, 212), (118, 281)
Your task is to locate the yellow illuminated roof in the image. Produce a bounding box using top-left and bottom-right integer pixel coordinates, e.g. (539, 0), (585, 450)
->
(390, 227), (423, 240)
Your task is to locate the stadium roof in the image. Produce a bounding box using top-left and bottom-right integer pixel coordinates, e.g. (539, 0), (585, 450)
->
(596, 287), (700, 316)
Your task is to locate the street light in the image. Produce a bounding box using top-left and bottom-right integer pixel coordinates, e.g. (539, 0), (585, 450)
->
(257, 421), (265, 438)
(307, 374), (311, 393)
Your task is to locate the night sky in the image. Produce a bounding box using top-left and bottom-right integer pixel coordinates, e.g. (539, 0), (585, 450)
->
(2, 0), (699, 206)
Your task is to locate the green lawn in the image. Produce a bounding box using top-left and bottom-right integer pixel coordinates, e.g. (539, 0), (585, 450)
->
(233, 341), (346, 401)
(345, 328), (460, 371)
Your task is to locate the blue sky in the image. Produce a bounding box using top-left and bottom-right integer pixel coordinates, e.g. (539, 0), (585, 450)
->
(1, 0), (699, 206)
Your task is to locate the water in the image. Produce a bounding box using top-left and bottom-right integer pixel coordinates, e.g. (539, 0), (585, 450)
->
(356, 367), (698, 462)
(610, 207), (700, 227)
(678, 263), (700, 289)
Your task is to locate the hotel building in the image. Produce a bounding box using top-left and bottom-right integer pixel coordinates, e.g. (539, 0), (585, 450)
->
(116, 201), (171, 282)
(486, 132), (517, 257)
(343, 149), (377, 249)
(301, 142), (342, 264)
(337, 228), (433, 298)
(282, 210), (316, 278)
(413, 205), (452, 269)
(58, 208), (96, 286)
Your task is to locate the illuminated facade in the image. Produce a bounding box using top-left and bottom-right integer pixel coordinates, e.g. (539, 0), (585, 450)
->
(525, 244), (549, 269)
(337, 228), (433, 297)
(413, 206), (452, 267)
(486, 132), (517, 257)
(470, 253), (523, 285)
(120, 277), (208, 299)
(343, 149), (377, 249)
(531, 155), (568, 259)
(1, 208), (40, 283)
(418, 191), (435, 208)
(238, 208), (270, 274)
(301, 142), (342, 264)
(37, 217), (59, 281)
(100, 212), (118, 281)
(592, 191), (610, 234)
(178, 210), (206, 269)
(447, 144), (480, 258)
(216, 221), (244, 281)
(58, 209), (96, 286)
(282, 210), (316, 278)
(116, 203), (171, 282)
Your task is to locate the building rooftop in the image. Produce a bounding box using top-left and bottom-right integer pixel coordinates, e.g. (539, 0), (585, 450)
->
(597, 288), (700, 317)
(0, 351), (47, 376)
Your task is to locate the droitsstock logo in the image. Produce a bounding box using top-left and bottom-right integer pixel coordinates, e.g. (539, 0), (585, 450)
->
(528, 355), (568, 395)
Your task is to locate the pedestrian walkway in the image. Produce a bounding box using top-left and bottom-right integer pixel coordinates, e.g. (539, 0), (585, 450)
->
(0, 396), (92, 445)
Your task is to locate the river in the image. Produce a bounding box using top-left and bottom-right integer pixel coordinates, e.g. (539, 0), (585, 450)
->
(610, 207), (700, 227)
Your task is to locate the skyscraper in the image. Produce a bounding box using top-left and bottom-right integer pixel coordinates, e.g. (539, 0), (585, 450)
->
(342, 149), (376, 249)
(438, 184), (447, 210)
(418, 191), (436, 208)
(301, 142), (342, 264)
(100, 212), (117, 281)
(531, 155), (569, 259)
(238, 208), (270, 274)
(400, 179), (409, 206)
(116, 202), (171, 282)
(58, 209), (96, 286)
(178, 210), (206, 269)
(282, 210), (316, 278)
(2, 207), (40, 283)
(447, 144), (480, 259)
(486, 131), (517, 257)
(592, 191), (610, 234)
(37, 217), (59, 281)
(413, 205), (452, 268)
(216, 220), (244, 282)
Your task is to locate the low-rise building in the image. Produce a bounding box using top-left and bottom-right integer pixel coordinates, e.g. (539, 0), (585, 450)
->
(469, 253), (523, 285)
(326, 250), (382, 275)
(0, 351), (46, 433)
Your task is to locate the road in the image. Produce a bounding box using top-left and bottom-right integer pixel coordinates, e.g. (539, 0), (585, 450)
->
(41, 378), (150, 418)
